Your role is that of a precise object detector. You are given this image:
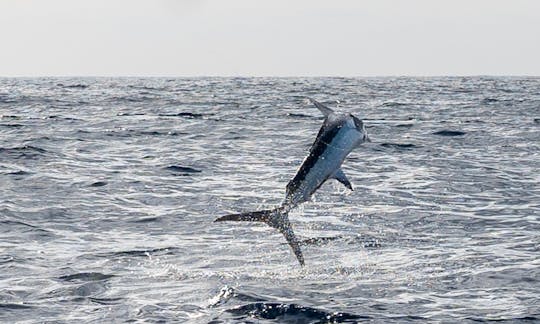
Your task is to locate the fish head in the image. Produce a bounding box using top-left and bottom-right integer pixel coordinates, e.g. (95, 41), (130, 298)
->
(351, 114), (370, 143)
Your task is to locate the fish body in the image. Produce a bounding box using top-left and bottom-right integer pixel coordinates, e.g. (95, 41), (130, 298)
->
(215, 98), (370, 266)
(284, 111), (369, 209)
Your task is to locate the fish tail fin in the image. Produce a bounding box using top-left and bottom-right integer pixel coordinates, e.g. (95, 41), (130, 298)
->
(215, 207), (305, 266)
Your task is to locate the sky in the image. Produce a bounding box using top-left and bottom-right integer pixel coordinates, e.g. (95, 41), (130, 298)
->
(0, 0), (539, 77)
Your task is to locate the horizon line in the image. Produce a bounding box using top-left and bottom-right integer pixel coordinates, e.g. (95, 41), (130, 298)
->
(1, 74), (539, 79)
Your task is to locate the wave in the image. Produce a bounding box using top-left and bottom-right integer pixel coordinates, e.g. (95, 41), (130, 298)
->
(164, 165), (202, 175)
(482, 97), (499, 103)
(95, 247), (178, 258)
(58, 272), (115, 282)
(300, 235), (382, 248)
(382, 101), (408, 107)
(127, 85), (166, 91)
(0, 123), (24, 128)
(87, 297), (123, 305)
(4, 170), (31, 176)
(433, 130), (466, 136)
(0, 303), (33, 310)
(100, 129), (185, 138)
(158, 112), (213, 119)
(225, 302), (366, 323)
(287, 113), (316, 119)
(394, 123), (414, 128)
(380, 142), (417, 149)
(0, 114), (21, 120)
(0, 145), (50, 160)
(57, 83), (89, 89)
(0, 220), (54, 240)
(209, 286), (366, 323)
(89, 181), (107, 187)
(131, 216), (160, 223)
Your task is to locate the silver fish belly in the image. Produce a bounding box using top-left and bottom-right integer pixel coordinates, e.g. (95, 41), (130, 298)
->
(284, 113), (368, 208)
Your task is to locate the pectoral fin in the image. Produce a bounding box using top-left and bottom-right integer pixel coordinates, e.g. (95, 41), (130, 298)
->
(333, 168), (353, 190)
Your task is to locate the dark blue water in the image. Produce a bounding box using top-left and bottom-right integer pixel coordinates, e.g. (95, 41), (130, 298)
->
(1, 77), (539, 323)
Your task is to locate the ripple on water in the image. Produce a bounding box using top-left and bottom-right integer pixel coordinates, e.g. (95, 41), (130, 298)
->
(225, 302), (367, 322)
(379, 142), (417, 150)
(163, 165), (202, 175)
(1, 77), (539, 322)
(58, 272), (116, 282)
(432, 130), (466, 136)
(0, 145), (50, 159)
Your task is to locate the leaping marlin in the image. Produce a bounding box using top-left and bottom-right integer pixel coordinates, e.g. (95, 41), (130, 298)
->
(215, 98), (370, 266)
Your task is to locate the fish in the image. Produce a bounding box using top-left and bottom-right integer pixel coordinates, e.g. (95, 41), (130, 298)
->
(215, 98), (370, 266)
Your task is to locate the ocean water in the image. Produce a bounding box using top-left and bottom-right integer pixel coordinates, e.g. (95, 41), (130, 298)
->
(0, 77), (539, 323)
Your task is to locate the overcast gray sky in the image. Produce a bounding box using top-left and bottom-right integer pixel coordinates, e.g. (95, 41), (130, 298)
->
(1, 0), (539, 76)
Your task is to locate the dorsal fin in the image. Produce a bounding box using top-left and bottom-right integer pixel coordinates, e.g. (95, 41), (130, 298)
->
(308, 97), (334, 117)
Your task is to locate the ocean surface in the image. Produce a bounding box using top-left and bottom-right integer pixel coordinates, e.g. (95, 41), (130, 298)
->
(0, 77), (539, 323)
